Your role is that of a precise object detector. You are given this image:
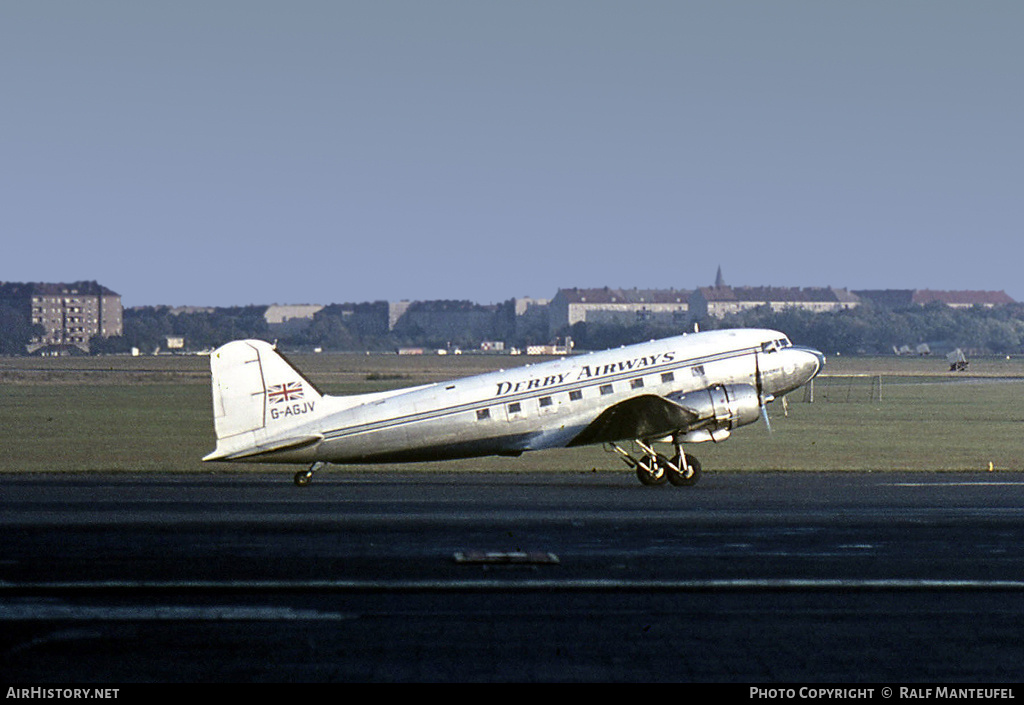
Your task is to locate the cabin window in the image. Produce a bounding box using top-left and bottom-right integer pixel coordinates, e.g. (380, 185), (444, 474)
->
(691, 365), (705, 377)
(476, 408), (491, 421)
(599, 384), (614, 396)
(508, 402), (522, 414)
(630, 378), (644, 390)
(569, 390), (583, 401)
(539, 396), (553, 408)
(661, 371), (675, 383)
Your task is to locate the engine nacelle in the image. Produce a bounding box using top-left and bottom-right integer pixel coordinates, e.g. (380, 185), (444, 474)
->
(670, 383), (761, 443)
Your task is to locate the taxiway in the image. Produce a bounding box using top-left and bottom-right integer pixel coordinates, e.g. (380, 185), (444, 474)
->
(3, 469), (1024, 682)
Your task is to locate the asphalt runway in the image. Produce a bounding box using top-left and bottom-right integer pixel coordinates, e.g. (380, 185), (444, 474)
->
(3, 469), (1024, 683)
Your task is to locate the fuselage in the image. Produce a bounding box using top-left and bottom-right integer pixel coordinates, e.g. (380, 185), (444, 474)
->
(253, 328), (823, 465)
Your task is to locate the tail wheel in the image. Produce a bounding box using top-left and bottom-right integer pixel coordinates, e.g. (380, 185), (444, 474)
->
(294, 461), (326, 487)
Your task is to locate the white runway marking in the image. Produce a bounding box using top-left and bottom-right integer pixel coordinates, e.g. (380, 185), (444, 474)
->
(0, 602), (357, 621)
(5, 577), (1024, 597)
(890, 481), (1024, 487)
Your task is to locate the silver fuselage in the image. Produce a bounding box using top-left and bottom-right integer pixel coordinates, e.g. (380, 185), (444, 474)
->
(254, 328), (823, 464)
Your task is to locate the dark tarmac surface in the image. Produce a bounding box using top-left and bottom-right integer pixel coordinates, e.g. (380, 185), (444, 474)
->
(3, 469), (1024, 682)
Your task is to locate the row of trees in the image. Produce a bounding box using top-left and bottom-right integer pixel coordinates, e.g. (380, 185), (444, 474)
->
(90, 306), (272, 354)
(567, 302), (1024, 356)
(90, 300), (531, 354)
(6, 301), (1024, 356)
(0, 300), (44, 355)
(90, 303), (506, 354)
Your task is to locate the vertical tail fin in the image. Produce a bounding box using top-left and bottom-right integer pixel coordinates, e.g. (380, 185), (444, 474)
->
(204, 339), (323, 461)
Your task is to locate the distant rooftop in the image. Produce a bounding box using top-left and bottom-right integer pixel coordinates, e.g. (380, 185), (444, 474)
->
(557, 287), (691, 304)
(855, 289), (1016, 307)
(697, 286), (860, 303)
(0, 280), (120, 298)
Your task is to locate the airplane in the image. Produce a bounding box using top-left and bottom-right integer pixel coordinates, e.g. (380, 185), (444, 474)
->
(203, 328), (825, 487)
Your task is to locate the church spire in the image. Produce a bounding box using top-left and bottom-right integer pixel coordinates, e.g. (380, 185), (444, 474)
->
(715, 265), (726, 288)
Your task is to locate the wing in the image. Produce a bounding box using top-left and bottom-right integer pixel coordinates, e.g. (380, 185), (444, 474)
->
(567, 394), (697, 447)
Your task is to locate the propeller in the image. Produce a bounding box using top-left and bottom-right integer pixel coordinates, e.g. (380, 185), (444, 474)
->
(754, 350), (773, 434)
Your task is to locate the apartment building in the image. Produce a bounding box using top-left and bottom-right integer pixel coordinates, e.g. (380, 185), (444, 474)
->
(1, 281), (123, 353)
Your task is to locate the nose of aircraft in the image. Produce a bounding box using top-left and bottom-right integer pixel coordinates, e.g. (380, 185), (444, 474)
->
(796, 346), (826, 383)
(761, 345), (826, 399)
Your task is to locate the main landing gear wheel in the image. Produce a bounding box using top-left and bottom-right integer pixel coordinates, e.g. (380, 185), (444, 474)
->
(607, 442), (701, 487)
(635, 455), (669, 486)
(667, 453), (701, 487)
(294, 461), (327, 487)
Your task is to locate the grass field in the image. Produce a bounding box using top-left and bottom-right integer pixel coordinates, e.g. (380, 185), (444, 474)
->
(1, 352), (1022, 476)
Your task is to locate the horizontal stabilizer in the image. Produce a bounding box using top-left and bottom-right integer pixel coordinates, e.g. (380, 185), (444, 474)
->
(204, 434), (324, 462)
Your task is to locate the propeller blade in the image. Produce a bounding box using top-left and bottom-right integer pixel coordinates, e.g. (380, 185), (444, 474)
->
(755, 349), (763, 397)
(755, 350), (772, 433)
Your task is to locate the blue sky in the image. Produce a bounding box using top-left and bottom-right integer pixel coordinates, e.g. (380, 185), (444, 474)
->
(3, 1), (1022, 307)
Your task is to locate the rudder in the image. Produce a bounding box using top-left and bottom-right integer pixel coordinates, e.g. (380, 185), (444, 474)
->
(205, 339), (323, 460)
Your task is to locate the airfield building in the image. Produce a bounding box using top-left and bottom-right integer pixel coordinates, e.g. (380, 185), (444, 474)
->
(549, 287), (691, 336)
(854, 289), (1016, 309)
(690, 286), (862, 320)
(264, 304), (326, 336)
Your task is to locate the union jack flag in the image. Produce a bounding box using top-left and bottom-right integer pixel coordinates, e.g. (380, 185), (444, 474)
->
(267, 381), (304, 404)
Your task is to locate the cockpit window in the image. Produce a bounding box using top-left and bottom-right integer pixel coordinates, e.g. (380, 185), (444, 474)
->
(763, 338), (792, 353)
